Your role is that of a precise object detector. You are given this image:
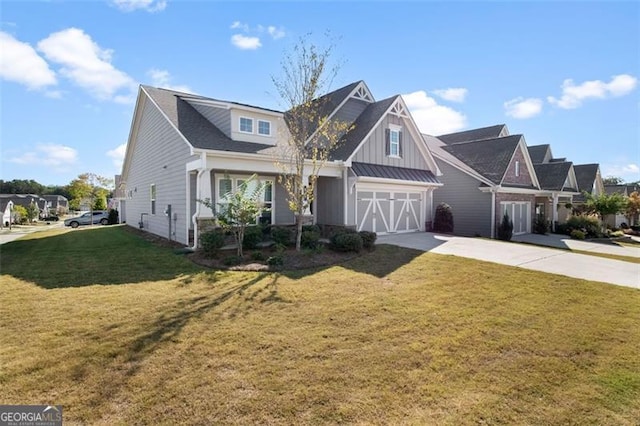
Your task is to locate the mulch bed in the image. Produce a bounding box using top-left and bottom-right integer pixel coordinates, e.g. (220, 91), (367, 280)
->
(123, 226), (363, 271)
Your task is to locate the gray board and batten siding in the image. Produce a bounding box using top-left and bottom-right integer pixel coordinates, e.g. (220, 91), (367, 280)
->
(432, 159), (493, 237)
(125, 95), (196, 245)
(352, 114), (428, 170)
(316, 176), (345, 226)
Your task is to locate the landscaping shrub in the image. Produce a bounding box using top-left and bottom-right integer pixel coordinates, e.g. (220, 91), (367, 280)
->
(359, 231), (377, 250)
(301, 229), (321, 249)
(271, 226), (293, 246)
(497, 212), (513, 241)
(533, 215), (549, 235)
(570, 229), (586, 240)
(108, 209), (119, 225)
(566, 215), (601, 238)
(223, 255), (242, 266)
(433, 203), (454, 233)
(554, 223), (569, 235)
(242, 225), (263, 250)
(250, 251), (265, 261)
(302, 224), (321, 233)
(331, 232), (363, 253)
(200, 230), (225, 257)
(267, 254), (284, 267)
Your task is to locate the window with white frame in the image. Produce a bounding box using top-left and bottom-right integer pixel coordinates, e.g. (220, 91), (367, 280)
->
(239, 117), (253, 133)
(216, 175), (274, 224)
(390, 130), (400, 156)
(515, 160), (520, 177)
(150, 184), (156, 214)
(257, 120), (271, 136)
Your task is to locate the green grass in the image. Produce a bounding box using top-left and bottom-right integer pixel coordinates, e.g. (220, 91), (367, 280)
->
(1, 227), (639, 424)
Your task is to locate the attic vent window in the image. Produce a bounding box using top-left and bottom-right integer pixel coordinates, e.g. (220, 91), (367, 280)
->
(515, 160), (520, 177)
(239, 117), (253, 133)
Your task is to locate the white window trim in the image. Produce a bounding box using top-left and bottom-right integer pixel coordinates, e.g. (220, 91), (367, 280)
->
(257, 119), (271, 136)
(389, 126), (401, 158)
(515, 160), (520, 177)
(150, 183), (156, 215)
(239, 116), (254, 134)
(215, 174), (275, 223)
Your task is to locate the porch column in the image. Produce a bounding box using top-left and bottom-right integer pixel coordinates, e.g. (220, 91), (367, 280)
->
(198, 169), (214, 218)
(552, 193), (559, 232)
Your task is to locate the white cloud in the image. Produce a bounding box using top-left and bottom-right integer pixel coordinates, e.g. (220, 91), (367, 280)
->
(110, 0), (167, 12)
(0, 31), (57, 89)
(602, 162), (640, 181)
(107, 143), (127, 170)
(37, 28), (137, 103)
(548, 74), (638, 109)
(9, 143), (78, 172)
(267, 26), (286, 40)
(231, 34), (262, 50)
(230, 21), (249, 32)
(504, 97), (543, 119)
(432, 87), (467, 103)
(402, 90), (467, 135)
(147, 68), (191, 92)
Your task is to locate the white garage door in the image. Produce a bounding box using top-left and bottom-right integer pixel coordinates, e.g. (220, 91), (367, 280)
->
(357, 190), (423, 234)
(500, 201), (530, 235)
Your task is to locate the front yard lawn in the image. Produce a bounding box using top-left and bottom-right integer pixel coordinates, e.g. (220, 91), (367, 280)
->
(1, 226), (639, 424)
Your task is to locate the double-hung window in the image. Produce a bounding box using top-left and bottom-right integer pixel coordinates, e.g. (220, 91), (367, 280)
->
(390, 130), (400, 156)
(258, 120), (271, 136)
(239, 117), (253, 133)
(217, 176), (274, 224)
(150, 184), (156, 214)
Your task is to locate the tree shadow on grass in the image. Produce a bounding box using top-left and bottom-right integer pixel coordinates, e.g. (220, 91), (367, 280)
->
(0, 226), (202, 288)
(281, 244), (424, 280)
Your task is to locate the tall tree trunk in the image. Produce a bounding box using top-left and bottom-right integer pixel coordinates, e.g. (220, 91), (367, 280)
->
(295, 209), (303, 251)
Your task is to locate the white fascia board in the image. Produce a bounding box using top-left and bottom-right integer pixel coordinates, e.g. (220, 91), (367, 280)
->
(478, 186), (543, 195)
(186, 158), (202, 171)
(356, 176), (443, 190)
(121, 86), (146, 181)
(182, 97), (283, 118)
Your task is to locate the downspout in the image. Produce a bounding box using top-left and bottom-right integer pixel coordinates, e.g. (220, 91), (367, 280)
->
(490, 189), (497, 239)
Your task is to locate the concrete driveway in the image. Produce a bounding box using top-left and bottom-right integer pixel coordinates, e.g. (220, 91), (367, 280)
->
(377, 232), (639, 290)
(513, 232), (640, 258)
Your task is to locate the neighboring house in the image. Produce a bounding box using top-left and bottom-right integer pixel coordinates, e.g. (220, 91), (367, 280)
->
(604, 184), (640, 227)
(0, 194), (48, 220)
(42, 195), (69, 215)
(527, 144), (580, 229)
(573, 164), (605, 206)
(425, 124), (542, 238)
(1, 198), (13, 227)
(118, 81), (442, 247)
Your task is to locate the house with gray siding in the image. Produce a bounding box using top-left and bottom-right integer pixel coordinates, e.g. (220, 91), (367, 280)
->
(425, 125), (542, 238)
(118, 81), (442, 247)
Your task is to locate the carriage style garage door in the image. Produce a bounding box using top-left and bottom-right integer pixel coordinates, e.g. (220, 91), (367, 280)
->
(500, 201), (530, 235)
(357, 190), (423, 234)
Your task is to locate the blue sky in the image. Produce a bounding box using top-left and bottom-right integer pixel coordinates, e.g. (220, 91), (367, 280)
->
(1, 0), (638, 186)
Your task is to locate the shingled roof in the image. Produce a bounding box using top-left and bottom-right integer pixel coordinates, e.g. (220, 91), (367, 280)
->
(438, 124), (508, 145)
(351, 162), (440, 184)
(528, 144), (551, 164)
(574, 164), (599, 193)
(534, 162), (576, 191)
(330, 96), (398, 161)
(440, 135), (523, 184)
(142, 86), (278, 155)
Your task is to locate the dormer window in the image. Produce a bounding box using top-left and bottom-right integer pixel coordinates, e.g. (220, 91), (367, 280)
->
(386, 125), (403, 158)
(258, 120), (271, 136)
(239, 117), (253, 133)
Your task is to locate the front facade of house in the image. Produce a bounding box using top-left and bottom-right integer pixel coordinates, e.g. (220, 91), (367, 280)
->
(426, 125), (542, 238)
(118, 81), (442, 247)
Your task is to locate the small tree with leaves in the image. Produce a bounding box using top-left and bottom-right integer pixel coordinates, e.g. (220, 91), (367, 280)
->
(625, 191), (640, 226)
(585, 191), (627, 230)
(272, 33), (352, 251)
(25, 202), (40, 223)
(68, 173), (113, 215)
(199, 174), (267, 258)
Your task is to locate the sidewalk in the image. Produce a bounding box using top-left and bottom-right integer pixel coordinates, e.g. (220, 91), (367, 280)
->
(513, 232), (640, 258)
(377, 232), (640, 290)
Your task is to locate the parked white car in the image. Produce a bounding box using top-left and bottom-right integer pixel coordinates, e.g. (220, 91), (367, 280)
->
(64, 211), (109, 228)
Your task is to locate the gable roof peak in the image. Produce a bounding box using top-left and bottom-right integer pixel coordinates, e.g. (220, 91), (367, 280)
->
(437, 123), (509, 145)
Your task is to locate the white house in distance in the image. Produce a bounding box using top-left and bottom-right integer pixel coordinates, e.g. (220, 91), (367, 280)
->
(117, 81), (442, 248)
